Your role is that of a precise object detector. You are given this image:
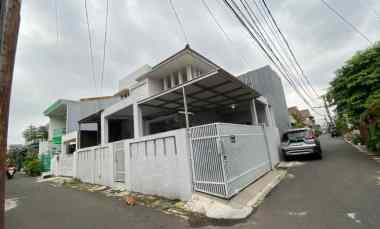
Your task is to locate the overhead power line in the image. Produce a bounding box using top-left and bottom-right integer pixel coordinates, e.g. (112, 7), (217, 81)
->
(168, 0), (189, 44)
(237, 0), (319, 104)
(100, 0), (110, 95)
(244, 0), (318, 101)
(222, 0), (324, 116)
(319, 0), (373, 45)
(261, 0), (320, 98)
(84, 0), (97, 94)
(54, 0), (60, 44)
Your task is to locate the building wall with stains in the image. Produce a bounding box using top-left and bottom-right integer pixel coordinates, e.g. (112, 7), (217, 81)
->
(239, 66), (290, 134)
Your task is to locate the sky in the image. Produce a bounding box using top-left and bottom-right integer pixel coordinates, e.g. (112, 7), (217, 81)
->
(8, 0), (380, 144)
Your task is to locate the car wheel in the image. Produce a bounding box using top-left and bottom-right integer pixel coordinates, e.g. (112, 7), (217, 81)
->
(315, 153), (322, 160)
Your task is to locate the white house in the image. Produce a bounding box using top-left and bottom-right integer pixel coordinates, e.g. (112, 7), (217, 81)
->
(42, 45), (288, 200)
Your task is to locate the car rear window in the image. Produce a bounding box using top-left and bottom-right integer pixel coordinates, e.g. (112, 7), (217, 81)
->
(282, 130), (308, 142)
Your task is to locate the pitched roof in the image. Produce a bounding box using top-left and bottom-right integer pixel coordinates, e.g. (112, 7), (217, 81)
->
(136, 44), (221, 81)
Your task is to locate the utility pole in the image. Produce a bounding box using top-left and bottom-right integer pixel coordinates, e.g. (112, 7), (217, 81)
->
(322, 95), (334, 128)
(0, 1), (21, 228)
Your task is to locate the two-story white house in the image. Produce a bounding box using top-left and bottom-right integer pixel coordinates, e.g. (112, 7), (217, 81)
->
(44, 45), (289, 200)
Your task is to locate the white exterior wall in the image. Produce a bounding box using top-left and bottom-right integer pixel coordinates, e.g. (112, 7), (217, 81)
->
(263, 126), (281, 168)
(74, 144), (113, 186)
(57, 153), (74, 177)
(127, 128), (192, 200)
(118, 65), (152, 91)
(74, 128), (193, 201)
(147, 78), (163, 96)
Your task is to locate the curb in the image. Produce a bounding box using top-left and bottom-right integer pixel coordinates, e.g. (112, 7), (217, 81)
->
(186, 170), (287, 220)
(344, 139), (367, 153)
(246, 170), (287, 208)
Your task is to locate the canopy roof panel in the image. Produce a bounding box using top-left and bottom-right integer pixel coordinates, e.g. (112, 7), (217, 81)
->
(138, 69), (260, 118)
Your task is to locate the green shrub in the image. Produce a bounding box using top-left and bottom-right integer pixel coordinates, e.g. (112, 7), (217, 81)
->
(368, 124), (380, 153)
(24, 159), (41, 176)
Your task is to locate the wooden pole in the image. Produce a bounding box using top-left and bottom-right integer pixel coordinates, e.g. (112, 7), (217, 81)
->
(0, 1), (21, 227)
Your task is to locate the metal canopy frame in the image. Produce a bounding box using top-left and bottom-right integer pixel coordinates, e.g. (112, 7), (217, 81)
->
(138, 69), (260, 122)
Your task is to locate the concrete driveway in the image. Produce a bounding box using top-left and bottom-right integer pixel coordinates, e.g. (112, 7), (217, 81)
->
(6, 135), (380, 228)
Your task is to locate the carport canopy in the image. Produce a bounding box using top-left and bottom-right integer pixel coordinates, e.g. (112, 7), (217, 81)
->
(138, 69), (261, 127)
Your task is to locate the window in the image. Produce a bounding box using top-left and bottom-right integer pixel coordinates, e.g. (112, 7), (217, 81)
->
(66, 142), (76, 154)
(282, 129), (311, 143)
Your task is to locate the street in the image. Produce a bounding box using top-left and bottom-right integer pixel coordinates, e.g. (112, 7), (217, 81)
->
(6, 136), (380, 229)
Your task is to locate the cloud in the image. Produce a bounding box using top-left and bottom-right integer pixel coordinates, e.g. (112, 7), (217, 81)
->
(8, 0), (380, 143)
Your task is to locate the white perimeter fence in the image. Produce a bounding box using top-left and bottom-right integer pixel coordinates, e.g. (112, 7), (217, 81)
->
(50, 123), (280, 200)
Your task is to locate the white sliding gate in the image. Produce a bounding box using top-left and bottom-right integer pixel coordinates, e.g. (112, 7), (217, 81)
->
(190, 123), (273, 199)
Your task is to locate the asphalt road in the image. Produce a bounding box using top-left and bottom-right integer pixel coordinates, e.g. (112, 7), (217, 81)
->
(6, 135), (380, 229)
(241, 135), (380, 229)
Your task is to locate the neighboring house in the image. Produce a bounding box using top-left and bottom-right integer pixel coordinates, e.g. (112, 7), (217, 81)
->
(288, 106), (315, 128)
(40, 96), (120, 176)
(299, 109), (316, 127)
(41, 45), (288, 200)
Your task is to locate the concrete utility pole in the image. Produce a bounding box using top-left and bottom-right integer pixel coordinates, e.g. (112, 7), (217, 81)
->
(322, 95), (334, 127)
(0, 1), (21, 228)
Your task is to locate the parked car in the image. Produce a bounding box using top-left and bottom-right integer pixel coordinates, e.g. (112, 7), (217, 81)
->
(6, 165), (16, 179)
(281, 128), (322, 160)
(330, 126), (338, 137)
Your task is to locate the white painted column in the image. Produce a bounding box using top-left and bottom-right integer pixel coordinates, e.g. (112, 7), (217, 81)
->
(170, 73), (176, 87)
(182, 87), (190, 129)
(250, 99), (258, 125)
(101, 113), (109, 144)
(186, 65), (192, 81)
(265, 105), (273, 126)
(163, 77), (168, 90)
(133, 103), (143, 137)
(178, 71), (184, 84)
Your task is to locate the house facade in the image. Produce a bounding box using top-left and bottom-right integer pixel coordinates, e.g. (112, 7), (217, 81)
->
(40, 97), (120, 176)
(288, 106), (315, 128)
(41, 45), (287, 200)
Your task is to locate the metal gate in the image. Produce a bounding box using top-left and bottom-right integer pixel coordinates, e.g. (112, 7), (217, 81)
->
(113, 141), (126, 183)
(190, 123), (272, 199)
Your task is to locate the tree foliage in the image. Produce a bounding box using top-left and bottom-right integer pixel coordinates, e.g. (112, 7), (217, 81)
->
(22, 125), (48, 153)
(328, 42), (380, 152)
(22, 125), (48, 143)
(328, 42), (380, 125)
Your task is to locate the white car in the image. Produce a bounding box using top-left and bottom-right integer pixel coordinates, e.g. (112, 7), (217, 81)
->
(281, 128), (322, 160)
